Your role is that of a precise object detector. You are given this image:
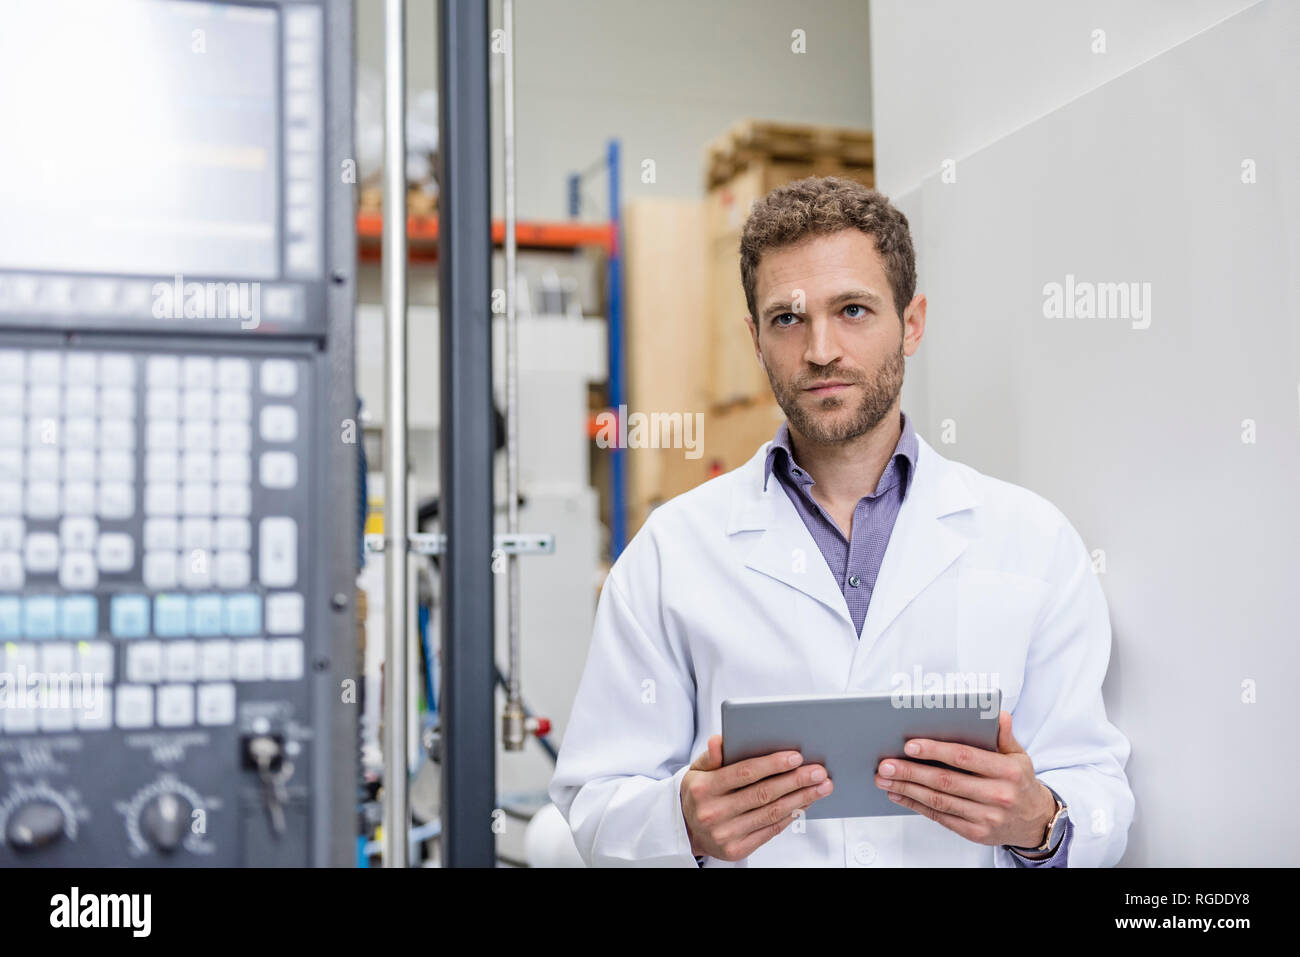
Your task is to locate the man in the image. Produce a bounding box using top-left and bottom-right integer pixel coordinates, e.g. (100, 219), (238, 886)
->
(549, 176), (1133, 867)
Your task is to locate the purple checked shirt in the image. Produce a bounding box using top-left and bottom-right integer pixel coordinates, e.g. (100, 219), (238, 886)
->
(761, 410), (1072, 867)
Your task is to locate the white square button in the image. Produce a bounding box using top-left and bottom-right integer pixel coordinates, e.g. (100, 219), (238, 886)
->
(144, 518), (179, 551)
(260, 359), (297, 395)
(39, 641), (75, 674)
(99, 354), (135, 387)
(216, 358), (251, 390)
(197, 683), (236, 726)
(147, 388), (180, 420)
(214, 551), (250, 588)
(126, 641), (163, 683)
(115, 685), (154, 729)
(259, 406), (297, 442)
(147, 356), (180, 388)
(259, 451), (298, 489)
(182, 389), (214, 420)
(58, 552), (97, 590)
(97, 482), (135, 519)
(267, 638), (304, 681)
(142, 551), (178, 589)
(199, 640), (233, 681)
(163, 640), (198, 682)
(97, 533), (134, 572)
(182, 357), (215, 389)
(60, 516), (97, 551)
(65, 353), (98, 385)
(156, 684), (194, 727)
(79, 641), (115, 682)
(146, 451), (179, 483)
(180, 518), (212, 550)
(266, 593), (305, 634)
(233, 639), (266, 681)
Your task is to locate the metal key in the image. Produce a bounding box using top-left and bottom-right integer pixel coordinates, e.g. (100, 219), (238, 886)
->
(247, 736), (291, 837)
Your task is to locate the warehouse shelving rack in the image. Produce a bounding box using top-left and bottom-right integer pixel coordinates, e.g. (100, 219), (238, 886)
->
(357, 139), (630, 560)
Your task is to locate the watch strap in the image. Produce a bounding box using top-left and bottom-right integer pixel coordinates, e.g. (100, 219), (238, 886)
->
(1009, 785), (1067, 853)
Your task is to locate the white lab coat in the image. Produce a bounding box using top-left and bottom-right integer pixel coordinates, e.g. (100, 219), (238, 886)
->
(549, 432), (1133, 867)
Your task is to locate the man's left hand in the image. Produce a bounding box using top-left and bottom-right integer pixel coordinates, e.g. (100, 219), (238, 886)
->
(873, 710), (1055, 849)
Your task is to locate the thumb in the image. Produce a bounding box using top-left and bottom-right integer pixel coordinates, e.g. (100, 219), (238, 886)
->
(997, 711), (1024, 754)
(691, 734), (724, 771)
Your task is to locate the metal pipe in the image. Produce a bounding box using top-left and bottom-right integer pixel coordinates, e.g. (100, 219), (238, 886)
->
(607, 139), (627, 558)
(407, 476), (420, 774)
(500, 0), (525, 752)
(381, 0), (409, 869)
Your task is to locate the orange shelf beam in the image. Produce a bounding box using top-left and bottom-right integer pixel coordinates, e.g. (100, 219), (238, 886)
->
(356, 213), (612, 262)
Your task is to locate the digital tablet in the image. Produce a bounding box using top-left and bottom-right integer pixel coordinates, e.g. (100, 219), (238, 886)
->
(721, 688), (1002, 819)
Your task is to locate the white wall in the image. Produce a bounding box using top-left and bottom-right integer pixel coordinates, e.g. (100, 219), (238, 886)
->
(870, 0), (1259, 196)
(872, 0), (1300, 865)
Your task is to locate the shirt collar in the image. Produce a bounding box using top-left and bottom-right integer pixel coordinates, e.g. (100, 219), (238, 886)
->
(763, 410), (918, 498)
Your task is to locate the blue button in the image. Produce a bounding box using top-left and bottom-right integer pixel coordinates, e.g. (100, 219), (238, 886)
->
(23, 597), (58, 639)
(191, 594), (224, 636)
(225, 593), (261, 636)
(60, 595), (98, 638)
(154, 594), (189, 637)
(110, 595), (150, 638)
(0, 597), (20, 639)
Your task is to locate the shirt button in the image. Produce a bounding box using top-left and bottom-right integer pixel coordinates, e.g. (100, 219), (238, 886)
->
(848, 575), (861, 588)
(853, 841), (877, 865)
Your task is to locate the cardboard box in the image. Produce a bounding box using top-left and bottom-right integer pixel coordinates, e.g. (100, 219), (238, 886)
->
(631, 395), (787, 520)
(621, 198), (711, 538)
(697, 397), (787, 480)
(709, 228), (768, 406)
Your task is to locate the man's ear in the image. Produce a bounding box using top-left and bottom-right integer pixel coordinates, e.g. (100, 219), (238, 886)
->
(901, 294), (927, 357)
(743, 314), (766, 372)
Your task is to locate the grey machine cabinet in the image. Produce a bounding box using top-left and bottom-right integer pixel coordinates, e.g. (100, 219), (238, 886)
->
(0, 0), (358, 867)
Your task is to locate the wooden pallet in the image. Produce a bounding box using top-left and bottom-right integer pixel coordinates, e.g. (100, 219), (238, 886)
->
(358, 185), (438, 218)
(707, 119), (874, 188)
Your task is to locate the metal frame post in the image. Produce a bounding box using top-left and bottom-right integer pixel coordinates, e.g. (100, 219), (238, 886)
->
(321, 0), (361, 869)
(437, 0), (496, 867)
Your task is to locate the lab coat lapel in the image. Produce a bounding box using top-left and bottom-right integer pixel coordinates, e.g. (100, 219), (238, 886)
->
(726, 435), (980, 672)
(728, 445), (856, 631)
(856, 435), (979, 654)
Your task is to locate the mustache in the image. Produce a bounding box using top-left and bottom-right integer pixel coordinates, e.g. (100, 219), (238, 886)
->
(799, 373), (862, 388)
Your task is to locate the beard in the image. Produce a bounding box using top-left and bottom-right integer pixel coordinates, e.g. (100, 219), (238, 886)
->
(766, 340), (904, 446)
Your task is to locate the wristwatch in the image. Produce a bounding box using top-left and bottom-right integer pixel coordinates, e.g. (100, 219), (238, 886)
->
(1009, 786), (1068, 854)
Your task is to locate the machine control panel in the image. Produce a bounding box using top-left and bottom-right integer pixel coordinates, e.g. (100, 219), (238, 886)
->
(0, 0), (356, 867)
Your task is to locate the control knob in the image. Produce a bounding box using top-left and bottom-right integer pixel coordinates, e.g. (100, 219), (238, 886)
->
(140, 792), (192, 853)
(5, 799), (67, 851)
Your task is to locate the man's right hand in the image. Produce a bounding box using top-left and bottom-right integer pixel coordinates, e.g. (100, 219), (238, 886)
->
(680, 734), (833, 862)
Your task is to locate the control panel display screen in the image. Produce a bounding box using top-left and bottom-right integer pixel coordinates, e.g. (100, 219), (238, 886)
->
(0, 0), (280, 279)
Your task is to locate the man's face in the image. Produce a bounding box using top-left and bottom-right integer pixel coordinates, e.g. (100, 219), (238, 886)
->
(746, 228), (925, 446)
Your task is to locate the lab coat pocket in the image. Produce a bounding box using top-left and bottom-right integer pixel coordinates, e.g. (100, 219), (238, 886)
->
(954, 566), (1047, 711)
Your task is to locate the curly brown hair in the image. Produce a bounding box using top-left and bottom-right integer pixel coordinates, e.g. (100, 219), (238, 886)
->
(739, 176), (916, 329)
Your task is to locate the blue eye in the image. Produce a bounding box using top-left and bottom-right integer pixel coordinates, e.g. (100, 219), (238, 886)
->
(844, 304), (869, 318)
(773, 313), (799, 327)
